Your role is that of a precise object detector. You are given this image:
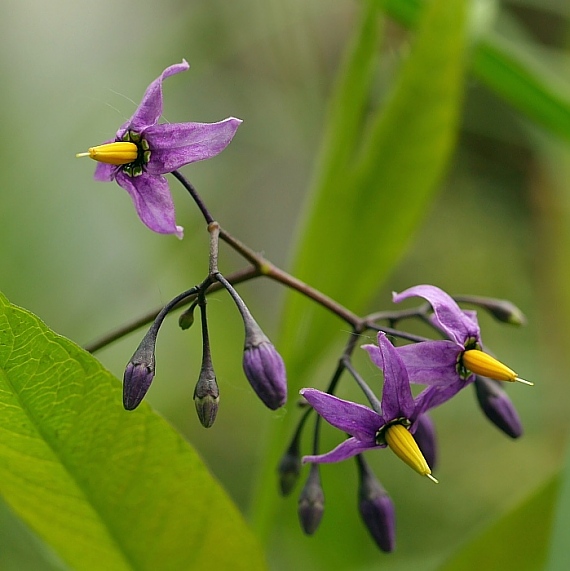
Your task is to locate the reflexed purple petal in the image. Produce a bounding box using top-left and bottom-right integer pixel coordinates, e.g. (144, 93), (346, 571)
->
(413, 381), (465, 419)
(395, 340), (462, 385)
(128, 60), (190, 132)
(411, 413), (438, 470)
(393, 285), (480, 345)
(303, 437), (378, 464)
(362, 332), (414, 421)
(300, 388), (383, 442)
(93, 162), (116, 182)
(144, 118), (242, 174)
(115, 172), (183, 237)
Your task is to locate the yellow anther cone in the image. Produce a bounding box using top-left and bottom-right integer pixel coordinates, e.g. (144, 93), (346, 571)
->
(462, 350), (532, 385)
(76, 142), (138, 165)
(385, 424), (437, 483)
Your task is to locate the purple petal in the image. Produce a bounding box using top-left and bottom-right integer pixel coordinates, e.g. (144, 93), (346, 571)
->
(300, 388), (382, 442)
(303, 437), (379, 464)
(362, 332), (414, 421)
(115, 171), (183, 237)
(128, 60), (190, 133)
(93, 162), (116, 182)
(144, 118), (242, 174)
(395, 340), (463, 385)
(393, 285), (480, 345)
(413, 381), (465, 419)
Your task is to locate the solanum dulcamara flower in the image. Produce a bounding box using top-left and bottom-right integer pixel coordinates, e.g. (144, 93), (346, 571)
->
(77, 60), (241, 237)
(301, 332), (456, 481)
(392, 285), (532, 388)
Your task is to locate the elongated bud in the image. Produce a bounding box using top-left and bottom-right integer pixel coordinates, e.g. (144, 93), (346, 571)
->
(123, 331), (156, 410)
(412, 414), (438, 470)
(454, 295), (527, 326)
(356, 456), (396, 552)
(194, 365), (219, 428)
(385, 424), (437, 483)
(298, 464), (325, 535)
(76, 141), (138, 165)
(474, 376), (523, 438)
(278, 436), (302, 496)
(462, 350), (533, 385)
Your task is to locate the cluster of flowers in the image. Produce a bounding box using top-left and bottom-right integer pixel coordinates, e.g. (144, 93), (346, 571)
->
(279, 285), (530, 551)
(78, 62), (530, 553)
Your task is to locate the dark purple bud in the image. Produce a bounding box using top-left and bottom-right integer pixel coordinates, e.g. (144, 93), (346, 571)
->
(357, 457), (396, 553)
(474, 376), (523, 438)
(243, 321), (287, 410)
(412, 413), (438, 470)
(298, 464), (324, 535)
(123, 332), (156, 410)
(194, 365), (219, 428)
(278, 437), (302, 496)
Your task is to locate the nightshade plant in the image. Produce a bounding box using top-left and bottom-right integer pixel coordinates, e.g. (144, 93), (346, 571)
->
(77, 60), (533, 554)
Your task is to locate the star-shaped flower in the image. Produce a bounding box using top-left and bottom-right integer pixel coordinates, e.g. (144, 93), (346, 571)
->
(77, 60), (241, 237)
(392, 285), (530, 387)
(301, 332), (449, 481)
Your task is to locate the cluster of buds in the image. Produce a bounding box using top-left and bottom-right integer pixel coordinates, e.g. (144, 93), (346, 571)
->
(278, 285), (530, 551)
(122, 275), (287, 426)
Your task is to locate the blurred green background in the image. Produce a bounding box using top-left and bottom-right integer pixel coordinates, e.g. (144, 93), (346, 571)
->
(0, 0), (568, 569)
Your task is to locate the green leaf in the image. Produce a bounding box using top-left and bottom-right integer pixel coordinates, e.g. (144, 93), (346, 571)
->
(385, 0), (570, 142)
(437, 476), (559, 571)
(0, 292), (266, 571)
(280, 0), (468, 378)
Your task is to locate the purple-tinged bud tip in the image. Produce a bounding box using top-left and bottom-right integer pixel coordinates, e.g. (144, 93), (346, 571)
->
(298, 464), (325, 535)
(357, 462), (396, 553)
(454, 295), (527, 326)
(474, 376), (523, 438)
(123, 361), (155, 411)
(412, 413), (438, 470)
(243, 334), (287, 410)
(194, 366), (219, 429)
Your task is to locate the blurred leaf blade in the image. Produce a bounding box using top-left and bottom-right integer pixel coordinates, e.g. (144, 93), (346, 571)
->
(0, 292), (266, 571)
(384, 0), (570, 141)
(437, 476), (559, 571)
(279, 0), (468, 376)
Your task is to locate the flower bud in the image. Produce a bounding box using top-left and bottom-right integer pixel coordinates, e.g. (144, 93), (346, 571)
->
(454, 295), (527, 326)
(194, 365), (219, 428)
(243, 320), (287, 410)
(278, 438), (302, 496)
(298, 464), (325, 535)
(474, 376), (523, 438)
(178, 302), (197, 330)
(123, 332), (156, 410)
(412, 413), (438, 470)
(357, 458), (396, 552)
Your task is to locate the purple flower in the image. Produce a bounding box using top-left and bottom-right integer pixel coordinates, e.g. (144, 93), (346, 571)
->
(392, 285), (482, 387)
(78, 61), (241, 237)
(392, 285), (529, 388)
(301, 332), (447, 479)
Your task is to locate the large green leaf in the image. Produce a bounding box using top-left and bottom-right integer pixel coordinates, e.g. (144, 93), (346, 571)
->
(0, 292), (265, 571)
(437, 476), (559, 571)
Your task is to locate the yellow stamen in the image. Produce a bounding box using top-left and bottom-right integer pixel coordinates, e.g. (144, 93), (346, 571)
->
(75, 142), (138, 165)
(462, 350), (533, 385)
(385, 424), (437, 483)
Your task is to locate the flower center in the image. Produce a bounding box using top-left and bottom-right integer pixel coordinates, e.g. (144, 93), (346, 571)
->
(119, 130), (152, 177)
(456, 335), (481, 379)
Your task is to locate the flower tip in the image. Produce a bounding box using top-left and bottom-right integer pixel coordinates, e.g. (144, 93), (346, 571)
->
(75, 151), (90, 158)
(426, 473), (439, 484)
(175, 225), (184, 240)
(515, 377), (534, 386)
